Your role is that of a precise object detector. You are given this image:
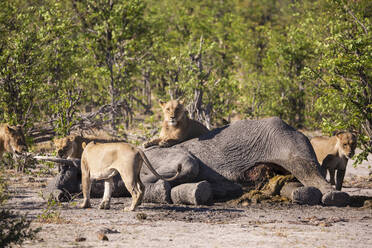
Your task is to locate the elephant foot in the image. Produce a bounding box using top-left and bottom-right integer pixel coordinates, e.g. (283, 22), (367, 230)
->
(171, 181), (213, 205)
(291, 186), (322, 206)
(143, 180), (172, 204)
(322, 191), (350, 207)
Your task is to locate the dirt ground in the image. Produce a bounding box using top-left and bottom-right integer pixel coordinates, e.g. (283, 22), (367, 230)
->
(5, 153), (372, 248)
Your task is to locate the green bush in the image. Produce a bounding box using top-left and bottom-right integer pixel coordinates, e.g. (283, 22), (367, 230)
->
(0, 209), (41, 247)
(0, 173), (40, 247)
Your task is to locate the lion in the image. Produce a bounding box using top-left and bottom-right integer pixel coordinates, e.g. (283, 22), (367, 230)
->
(0, 123), (27, 158)
(143, 100), (209, 148)
(310, 131), (357, 190)
(54, 134), (123, 159)
(80, 142), (182, 211)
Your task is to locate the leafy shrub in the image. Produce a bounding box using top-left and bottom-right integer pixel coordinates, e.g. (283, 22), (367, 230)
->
(0, 209), (41, 247)
(0, 173), (40, 247)
(0, 153), (37, 173)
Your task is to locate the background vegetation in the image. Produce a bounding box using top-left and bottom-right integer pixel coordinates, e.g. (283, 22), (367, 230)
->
(0, 0), (371, 162)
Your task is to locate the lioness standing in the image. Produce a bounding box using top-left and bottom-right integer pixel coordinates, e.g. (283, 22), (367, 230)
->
(0, 124), (27, 158)
(310, 131), (357, 190)
(144, 100), (209, 148)
(81, 142), (181, 211)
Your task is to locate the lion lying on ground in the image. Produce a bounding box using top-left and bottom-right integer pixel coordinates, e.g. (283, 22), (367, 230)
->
(0, 123), (27, 158)
(143, 100), (209, 148)
(81, 142), (181, 211)
(310, 131), (357, 190)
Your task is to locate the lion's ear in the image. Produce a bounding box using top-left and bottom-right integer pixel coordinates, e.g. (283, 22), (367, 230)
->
(82, 142), (87, 149)
(175, 96), (184, 105)
(159, 100), (166, 108)
(335, 131), (346, 138)
(6, 125), (15, 134)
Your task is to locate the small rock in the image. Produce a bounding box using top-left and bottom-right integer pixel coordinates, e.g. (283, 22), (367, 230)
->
(98, 227), (120, 234)
(318, 222), (332, 227)
(362, 199), (372, 209)
(75, 237), (86, 242)
(136, 213), (147, 220)
(97, 232), (109, 241)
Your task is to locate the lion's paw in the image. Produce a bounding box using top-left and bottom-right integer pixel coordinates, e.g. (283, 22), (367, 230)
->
(124, 206), (135, 212)
(80, 201), (91, 209)
(99, 201), (110, 210)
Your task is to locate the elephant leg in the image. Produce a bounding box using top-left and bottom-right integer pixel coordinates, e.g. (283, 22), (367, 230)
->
(281, 158), (333, 194)
(282, 158), (350, 207)
(171, 181), (212, 205)
(335, 169), (346, 191)
(143, 180), (172, 204)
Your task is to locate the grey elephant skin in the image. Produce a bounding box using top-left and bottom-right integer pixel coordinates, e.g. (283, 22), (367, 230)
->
(45, 117), (348, 206)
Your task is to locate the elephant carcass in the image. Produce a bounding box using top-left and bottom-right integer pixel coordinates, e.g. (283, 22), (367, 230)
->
(142, 117), (348, 206)
(44, 117), (348, 206)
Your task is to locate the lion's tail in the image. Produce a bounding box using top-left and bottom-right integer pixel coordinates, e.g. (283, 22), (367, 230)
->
(138, 149), (181, 181)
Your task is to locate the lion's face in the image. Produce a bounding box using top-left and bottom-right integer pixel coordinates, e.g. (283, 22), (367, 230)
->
(336, 132), (357, 159)
(54, 136), (74, 158)
(160, 100), (186, 126)
(5, 125), (27, 155)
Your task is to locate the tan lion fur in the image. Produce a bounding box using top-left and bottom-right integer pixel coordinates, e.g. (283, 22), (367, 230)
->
(80, 142), (181, 211)
(310, 131), (357, 190)
(54, 134), (124, 159)
(0, 124), (27, 158)
(143, 100), (209, 148)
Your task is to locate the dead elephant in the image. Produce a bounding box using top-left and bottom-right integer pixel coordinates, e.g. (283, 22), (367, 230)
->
(44, 117), (350, 207)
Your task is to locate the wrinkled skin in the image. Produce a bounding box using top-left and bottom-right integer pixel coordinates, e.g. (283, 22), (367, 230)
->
(311, 132), (357, 190)
(143, 117), (333, 197)
(0, 124), (27, 158)
(47, 117), (347, 206)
